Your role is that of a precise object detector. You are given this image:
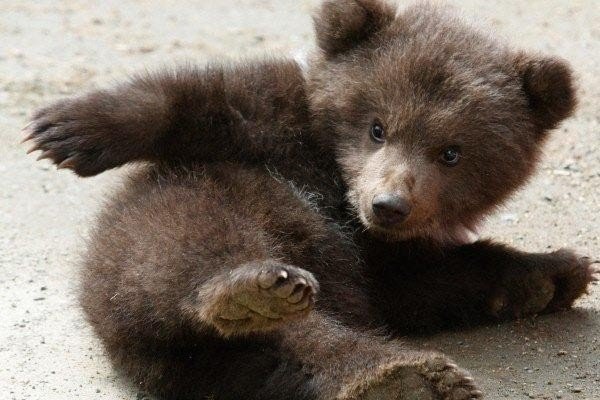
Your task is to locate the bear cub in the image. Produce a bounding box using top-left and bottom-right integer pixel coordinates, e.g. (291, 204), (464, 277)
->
(24, 1), (595, 399)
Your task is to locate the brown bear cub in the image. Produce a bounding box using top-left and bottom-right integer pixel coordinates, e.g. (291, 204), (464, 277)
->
(24, 1), (595, 399)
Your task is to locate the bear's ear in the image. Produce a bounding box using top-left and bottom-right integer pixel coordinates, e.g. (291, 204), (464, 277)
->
(314, 0), (396, 58)
(515, 54), (577, 131)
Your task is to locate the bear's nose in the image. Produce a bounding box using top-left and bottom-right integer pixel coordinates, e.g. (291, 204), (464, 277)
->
(372, 193), (412, 226)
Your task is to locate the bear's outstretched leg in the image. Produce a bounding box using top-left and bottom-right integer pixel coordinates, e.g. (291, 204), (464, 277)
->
(22, 61), (308, 176)
(185, 260), (318, 336)
(484, 248), (595, 318)
(104, 311), (482, 400)
(367, 239), (596, 333)
(280, 313), (482, 400)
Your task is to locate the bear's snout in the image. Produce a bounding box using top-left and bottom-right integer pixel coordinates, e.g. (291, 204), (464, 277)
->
(372, 193), (412, 226)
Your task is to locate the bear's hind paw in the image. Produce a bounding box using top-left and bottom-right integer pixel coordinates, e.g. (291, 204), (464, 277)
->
(193, 261), (319, 336)
(339, 352), (482, 400)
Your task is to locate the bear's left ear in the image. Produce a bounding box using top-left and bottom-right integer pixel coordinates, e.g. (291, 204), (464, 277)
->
(515, 54), (577, 131)
(314, 0), (396, 58)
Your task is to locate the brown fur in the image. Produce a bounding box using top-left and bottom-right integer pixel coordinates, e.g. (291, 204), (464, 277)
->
(24, 1), (595, 399)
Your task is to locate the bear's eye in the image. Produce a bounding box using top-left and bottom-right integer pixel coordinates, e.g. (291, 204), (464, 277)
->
(370, 121), (385, 143)
(440, 146), (461, 166)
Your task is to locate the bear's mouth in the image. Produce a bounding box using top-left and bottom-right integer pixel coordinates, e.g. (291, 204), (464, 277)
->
(360, 211), (424, 240)
(365, 215), (480, 245)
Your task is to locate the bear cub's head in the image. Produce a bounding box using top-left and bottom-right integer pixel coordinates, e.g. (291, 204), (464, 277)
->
(308, 0), (576, 243)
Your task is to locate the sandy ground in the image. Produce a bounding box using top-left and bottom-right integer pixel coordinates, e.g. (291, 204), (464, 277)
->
(1, 1), (598, 399)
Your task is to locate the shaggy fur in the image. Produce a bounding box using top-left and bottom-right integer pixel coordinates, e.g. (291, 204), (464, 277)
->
(24, 1), (595, 399)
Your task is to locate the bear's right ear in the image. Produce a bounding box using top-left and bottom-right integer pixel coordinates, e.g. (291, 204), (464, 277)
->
(314, 0), (396, 58)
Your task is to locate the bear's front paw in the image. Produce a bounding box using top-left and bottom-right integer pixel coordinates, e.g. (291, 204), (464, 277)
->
(195, 261), (319, 336)
(489, 249), (597, 319)
(341, 352), (482, 400)
(22, 95), (132, 176)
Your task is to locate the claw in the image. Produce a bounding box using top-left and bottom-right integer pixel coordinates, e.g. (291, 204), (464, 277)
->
(57, 156), (77, 170)
(26, 144), (41, 154)
(21, 120), (34, 131)
(36, 149), (55, 161)
(277, 270), (288, 281)
(589, 266), (599, 282)
(20, 131), (36, 144)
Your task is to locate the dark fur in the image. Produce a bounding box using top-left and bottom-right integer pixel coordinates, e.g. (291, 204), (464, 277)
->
(24, 1), (595, 399)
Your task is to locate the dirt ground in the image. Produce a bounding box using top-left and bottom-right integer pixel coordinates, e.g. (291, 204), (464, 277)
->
(1, 1), (598, 399)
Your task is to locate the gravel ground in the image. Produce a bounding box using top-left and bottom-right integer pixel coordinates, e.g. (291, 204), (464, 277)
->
(1, 1), (598, 399)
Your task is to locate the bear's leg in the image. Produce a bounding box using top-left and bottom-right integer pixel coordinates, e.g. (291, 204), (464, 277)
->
(278, 313), (483, 400)
(105, 311), (482, 400)
(184, 259), (319, 336)
(22, 61), (305, 176)
(483, 247), (596, 319)
(369, 240), (596, 333)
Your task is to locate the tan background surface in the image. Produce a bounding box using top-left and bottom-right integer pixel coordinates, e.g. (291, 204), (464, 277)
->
(1, 1), (598, 399)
